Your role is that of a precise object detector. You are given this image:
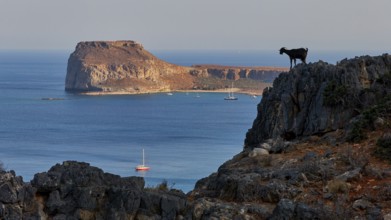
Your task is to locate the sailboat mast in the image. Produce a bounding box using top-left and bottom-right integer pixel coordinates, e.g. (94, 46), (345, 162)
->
(231, 82), (234, 97)
(142, 149), (145, 166)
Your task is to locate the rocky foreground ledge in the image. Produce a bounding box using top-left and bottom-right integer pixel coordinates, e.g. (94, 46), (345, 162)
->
(65, 41), (287, 94)
(4, 54), (391, 219)
(0, 161), (189, 219)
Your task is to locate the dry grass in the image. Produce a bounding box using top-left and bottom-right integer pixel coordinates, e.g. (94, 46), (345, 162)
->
(327, 179), (350, 194)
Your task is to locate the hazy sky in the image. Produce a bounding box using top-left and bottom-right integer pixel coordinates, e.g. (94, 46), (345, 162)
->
(1, 0), (390, 52)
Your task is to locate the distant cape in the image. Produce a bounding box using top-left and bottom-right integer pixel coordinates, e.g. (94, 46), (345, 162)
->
(65, 40), (287, 94)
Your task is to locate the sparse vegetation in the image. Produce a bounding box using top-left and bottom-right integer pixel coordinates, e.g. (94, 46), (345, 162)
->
(374, 133), (391, 163)
(147, 179), (176, 192)
(339, 145), (369, 169)
(327, 179), (350, 194)
(194, 77), (271, 92)
(0, 161), (4, 171)
(347, 94), (391, 142)
(347, 121), (367, 142)
(323, 80), (349, 107)
(259, 154), (273, 167)
(157, 179), (169, 191)
(376, 71), (391, 86)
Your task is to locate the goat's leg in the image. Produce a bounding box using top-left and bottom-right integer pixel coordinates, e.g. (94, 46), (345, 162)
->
(293, 59), (297, 66)
(290, 58), (293, 69)
(302, 58), (307, 64)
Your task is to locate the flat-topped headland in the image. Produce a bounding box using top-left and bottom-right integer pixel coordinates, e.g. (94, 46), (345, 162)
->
(65, 41), (288, 95)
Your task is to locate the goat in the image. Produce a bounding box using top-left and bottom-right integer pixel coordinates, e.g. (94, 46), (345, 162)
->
(279, 47), (308, 69)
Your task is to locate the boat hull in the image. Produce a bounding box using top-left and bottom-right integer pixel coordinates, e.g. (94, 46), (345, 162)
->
(135, 165), (150, 171)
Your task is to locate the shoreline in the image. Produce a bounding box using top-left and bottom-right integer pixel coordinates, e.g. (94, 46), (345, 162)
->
(80, 88), (265, 96)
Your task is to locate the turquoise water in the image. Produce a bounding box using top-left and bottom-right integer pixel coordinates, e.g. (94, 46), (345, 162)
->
(0, 51), (261, 192)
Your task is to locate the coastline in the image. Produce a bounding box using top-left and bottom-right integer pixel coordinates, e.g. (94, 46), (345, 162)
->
(80, 87), (269, 96)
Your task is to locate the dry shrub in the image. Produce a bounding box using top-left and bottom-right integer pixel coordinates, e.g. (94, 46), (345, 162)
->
(327, 179), (350, 194)
(259, 155), (273, 167)
(338, 146), (368, 169)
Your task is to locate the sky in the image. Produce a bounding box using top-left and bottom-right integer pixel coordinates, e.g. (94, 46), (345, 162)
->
(1, 0), (391, 52)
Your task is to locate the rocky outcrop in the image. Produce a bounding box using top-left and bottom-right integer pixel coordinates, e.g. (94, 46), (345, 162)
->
(65, 41), (287, 94)
(245, 54), (391, 147)
(0, 161), (190, 219)
(190, 54), (391, 219)
(191, 65), (286, 82)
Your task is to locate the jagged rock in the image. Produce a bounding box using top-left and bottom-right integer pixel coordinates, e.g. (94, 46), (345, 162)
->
(268, 199), (295, 220)
(366, 206), (383, 220)
(245, 54), (391, 147)
(294, 203), (322, 220)
(336, 168), (362, 182)
(269, 200), (327, 220)
(352, 198), (374, 210)
(140, 190), (188, 220)
(269, 139), (294, 154)
(192, 198), (271, 219)
(0, 161), (191, 219)
(188, 54), (391, 220)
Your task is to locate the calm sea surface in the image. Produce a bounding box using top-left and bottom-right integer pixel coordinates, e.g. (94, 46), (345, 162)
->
(0, 49), (383, 192)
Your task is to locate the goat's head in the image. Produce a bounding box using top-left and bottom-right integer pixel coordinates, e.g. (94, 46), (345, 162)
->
(279, 47), (286, 55)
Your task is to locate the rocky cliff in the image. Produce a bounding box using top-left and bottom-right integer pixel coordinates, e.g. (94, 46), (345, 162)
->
(245, 54), (391, 147)
(4, 54), (391, 219)
(191, 54), (391, 219)
(65, 41), (193, 93)
(65, 41), (287, 94)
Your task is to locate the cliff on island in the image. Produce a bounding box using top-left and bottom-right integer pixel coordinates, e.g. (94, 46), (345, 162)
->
(3, 54), (391, 219)
(65, 41), (287, 94)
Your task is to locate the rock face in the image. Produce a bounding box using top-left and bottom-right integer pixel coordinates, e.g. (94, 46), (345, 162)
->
(190, 54), (391, 219)
(65, 41), (287, 94)
(245, 54), (391, 147)
(191, 64), (286, 82)
(0, 161), (189, 219)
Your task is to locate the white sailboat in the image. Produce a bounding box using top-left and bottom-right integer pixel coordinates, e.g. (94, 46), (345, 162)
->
(224, 83), (238, 100)
(135, 149), (150, 171)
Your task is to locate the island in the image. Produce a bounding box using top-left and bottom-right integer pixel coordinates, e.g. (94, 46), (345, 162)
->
(65, 41), (288, 95)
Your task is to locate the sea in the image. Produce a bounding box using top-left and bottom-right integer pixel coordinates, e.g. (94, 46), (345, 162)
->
(0, 49), (384, 192)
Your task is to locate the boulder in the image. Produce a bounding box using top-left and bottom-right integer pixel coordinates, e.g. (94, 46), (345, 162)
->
(249, 148), (269, 157)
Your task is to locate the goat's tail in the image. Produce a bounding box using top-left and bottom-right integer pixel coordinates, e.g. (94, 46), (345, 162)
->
(305, 48), (308, 52)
